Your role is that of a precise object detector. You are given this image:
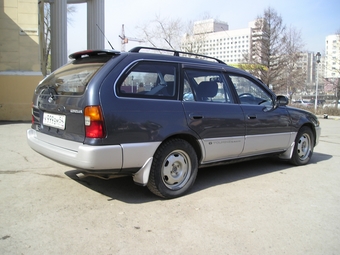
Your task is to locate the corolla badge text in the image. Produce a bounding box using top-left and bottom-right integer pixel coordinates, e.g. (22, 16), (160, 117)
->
(70, 109), (83, 114)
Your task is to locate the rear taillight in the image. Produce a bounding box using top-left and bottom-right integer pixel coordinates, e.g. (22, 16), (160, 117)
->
(84, 106), (106, 138)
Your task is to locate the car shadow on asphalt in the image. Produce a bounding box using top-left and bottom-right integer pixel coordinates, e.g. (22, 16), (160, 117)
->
(64, 152), (332, 203)
(192, 152), (331, 193)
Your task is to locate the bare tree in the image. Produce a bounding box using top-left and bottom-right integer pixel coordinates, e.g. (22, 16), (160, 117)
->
(40, 2), (76, 75)
(181, 21), (202, 53)
(282, 26), (306, 100)
(137, 13), (212, 53)
(242, 7), (304, 92)
(180, 13), (214, 54)
(180, 20), (213, 54)
(138, 14), (183, 50)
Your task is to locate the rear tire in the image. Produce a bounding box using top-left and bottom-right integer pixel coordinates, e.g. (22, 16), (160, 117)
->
(290, 126), (314, 166)
(147, 139), (198, 198)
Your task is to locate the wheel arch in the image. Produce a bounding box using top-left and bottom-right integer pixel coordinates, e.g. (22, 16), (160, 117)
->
(289, 123), (316, 166)
(147, 134), (200, 198)
(299, 123), (317, 147)
(160, 133), (203, 163)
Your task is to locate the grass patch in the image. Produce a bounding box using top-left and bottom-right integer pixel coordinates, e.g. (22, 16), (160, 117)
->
(288, 105), (340, 116)
(320, 107), (340, 116)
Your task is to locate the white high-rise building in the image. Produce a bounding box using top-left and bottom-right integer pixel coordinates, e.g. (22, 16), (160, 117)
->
(325, 34), (340, 79)
(181, 19), (328, 98)
(181, 19), (255, 64)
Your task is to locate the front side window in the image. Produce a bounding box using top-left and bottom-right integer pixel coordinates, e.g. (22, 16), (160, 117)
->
(117, 61), (177, 99)
(228, 74), (273, 107)
(183, 69), (233, 103)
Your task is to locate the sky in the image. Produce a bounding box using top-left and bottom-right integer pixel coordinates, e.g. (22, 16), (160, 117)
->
(67, 0), (340, 56)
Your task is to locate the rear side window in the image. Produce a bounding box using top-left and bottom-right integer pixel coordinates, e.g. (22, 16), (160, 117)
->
(35, 55), (112, 96)
(183, 69), (233, 103)
(117, 61), (177, 99)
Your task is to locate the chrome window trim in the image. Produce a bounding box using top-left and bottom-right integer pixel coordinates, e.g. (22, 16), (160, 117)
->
(114, 58), (180, 99)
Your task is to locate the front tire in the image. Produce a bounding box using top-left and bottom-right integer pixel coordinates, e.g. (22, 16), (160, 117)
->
(290, 126), (314, 166)
(147, 139), (198, 198)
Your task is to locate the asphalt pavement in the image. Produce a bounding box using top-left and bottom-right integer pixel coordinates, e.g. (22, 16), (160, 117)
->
(0, 118), (339, 255)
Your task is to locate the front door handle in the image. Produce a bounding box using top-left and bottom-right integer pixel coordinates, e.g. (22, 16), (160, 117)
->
(247, 114), (257, 120)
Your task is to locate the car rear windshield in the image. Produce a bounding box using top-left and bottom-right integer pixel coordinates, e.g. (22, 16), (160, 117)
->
(35, 55), (113, 96)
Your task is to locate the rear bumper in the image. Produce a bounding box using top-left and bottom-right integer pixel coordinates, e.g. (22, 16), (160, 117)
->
(27, 128), (123, 170)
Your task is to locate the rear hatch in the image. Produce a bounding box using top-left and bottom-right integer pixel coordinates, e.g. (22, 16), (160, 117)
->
(31, 50), (119, 143)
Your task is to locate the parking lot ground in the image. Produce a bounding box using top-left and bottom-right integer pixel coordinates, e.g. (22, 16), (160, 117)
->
(0, 118), (340, 255)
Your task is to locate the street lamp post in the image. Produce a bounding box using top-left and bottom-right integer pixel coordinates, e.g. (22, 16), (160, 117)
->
(314, 52), (321, 112)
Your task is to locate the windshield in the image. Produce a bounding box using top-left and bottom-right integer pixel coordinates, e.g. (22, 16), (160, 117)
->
(35, 55), (112, 96)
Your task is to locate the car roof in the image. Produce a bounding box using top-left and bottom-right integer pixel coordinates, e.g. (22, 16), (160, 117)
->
(129, 46), (226, 64)
(68, 47), (251, 77)
(127, 47), (248, 74)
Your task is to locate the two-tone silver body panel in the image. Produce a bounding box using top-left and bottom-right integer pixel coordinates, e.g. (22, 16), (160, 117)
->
(199, 132), (296, 164)
(27, 128), (161, 172)
(27, 126), (317, 186)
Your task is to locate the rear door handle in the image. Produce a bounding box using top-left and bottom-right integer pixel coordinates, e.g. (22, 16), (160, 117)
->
(189, 113), (203, 120)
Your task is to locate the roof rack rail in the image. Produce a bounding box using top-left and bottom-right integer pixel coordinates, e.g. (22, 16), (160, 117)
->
(69, 49), (120, 59)
(129, 46), (226, 64)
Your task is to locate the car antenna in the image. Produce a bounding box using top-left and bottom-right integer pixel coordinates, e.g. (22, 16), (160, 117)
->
(96, 24), (114, 50)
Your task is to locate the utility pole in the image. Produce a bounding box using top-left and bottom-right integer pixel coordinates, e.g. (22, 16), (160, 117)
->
(119, 24), (144, 52)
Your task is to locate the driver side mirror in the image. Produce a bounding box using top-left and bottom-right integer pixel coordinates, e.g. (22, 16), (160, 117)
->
(276, 95), (289, 106)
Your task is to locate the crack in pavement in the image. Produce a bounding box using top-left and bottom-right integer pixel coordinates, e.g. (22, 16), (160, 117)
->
(0, 170), (65, 179)
(7, 150), (29, 162)
(319, 139), (340, 145)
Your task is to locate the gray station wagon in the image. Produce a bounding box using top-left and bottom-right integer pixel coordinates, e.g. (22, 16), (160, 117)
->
(27, 47), (321, 198)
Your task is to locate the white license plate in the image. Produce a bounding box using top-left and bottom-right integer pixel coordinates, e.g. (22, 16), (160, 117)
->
(43, 113), (66, 130)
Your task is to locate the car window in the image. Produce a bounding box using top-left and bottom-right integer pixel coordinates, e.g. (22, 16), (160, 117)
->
(228, 74), (273, 107)
(117, 61), (177, 99)
(183, 79), (194, 101)
(183, 69), (233, 103)
(35, 55), (112, 96)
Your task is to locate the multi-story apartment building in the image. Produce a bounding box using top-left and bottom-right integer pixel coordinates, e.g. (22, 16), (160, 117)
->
(181, 19), (324, 99)
(181, 19), (253, 64)
(296, 52), (323, 96)
(325, 34), (340, 78)
(324, 34), (340, 95)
